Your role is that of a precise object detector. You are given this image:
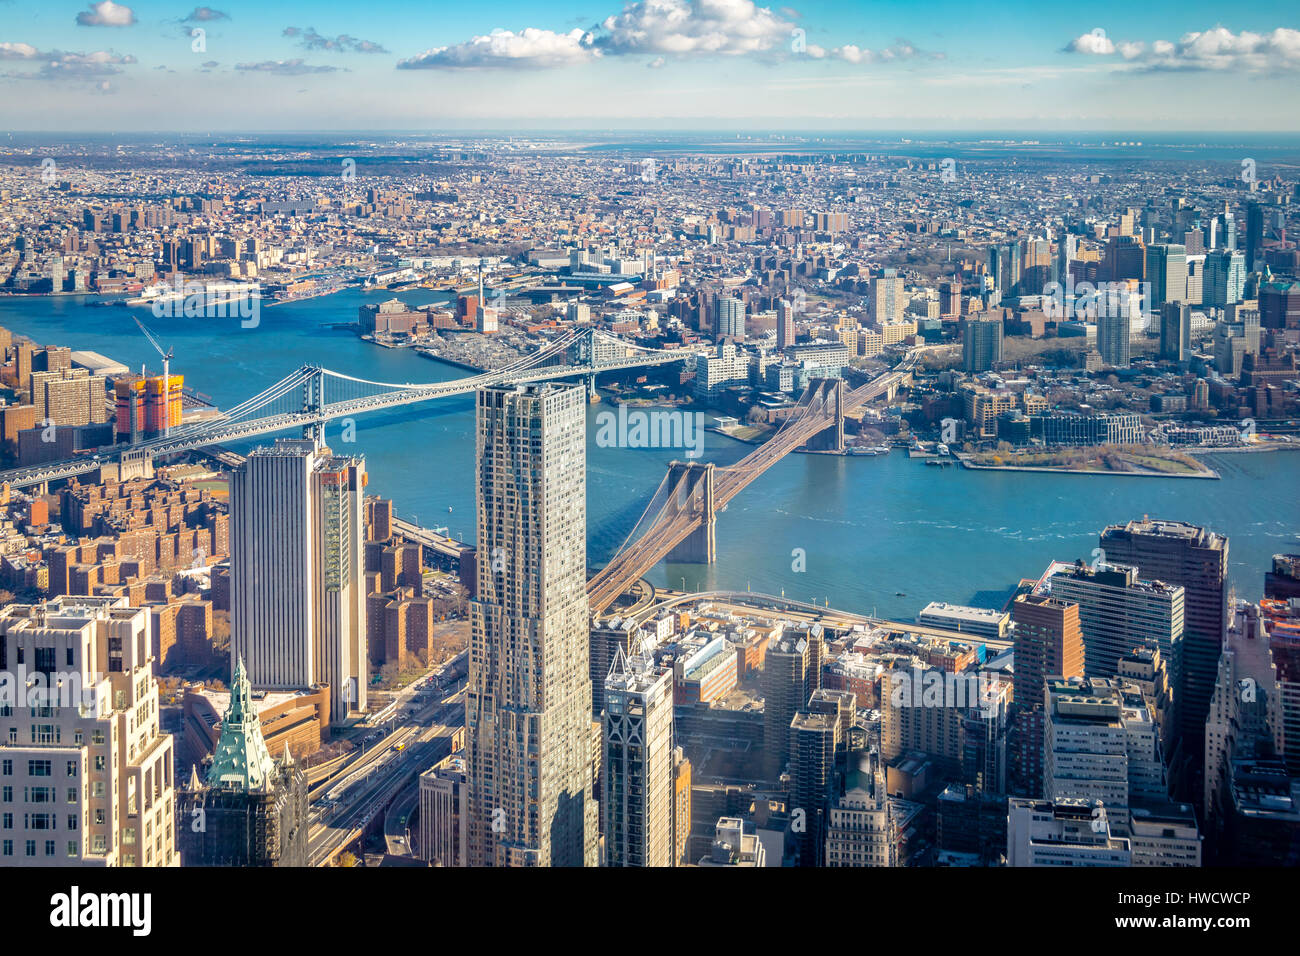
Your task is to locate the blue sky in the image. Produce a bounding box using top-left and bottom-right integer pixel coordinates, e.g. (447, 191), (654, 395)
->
(1, 0), (1298, 131)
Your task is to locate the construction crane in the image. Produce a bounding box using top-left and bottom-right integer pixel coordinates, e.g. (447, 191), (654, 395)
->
(133, 317), (175, 438)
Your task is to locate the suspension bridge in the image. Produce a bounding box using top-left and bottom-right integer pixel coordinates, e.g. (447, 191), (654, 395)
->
(586, 351), (918, 615)
(0, 328), (688, 490)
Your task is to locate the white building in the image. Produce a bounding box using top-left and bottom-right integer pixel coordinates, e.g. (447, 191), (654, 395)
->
(1007, 797), (1131, 866)
(0, 596), (176, 867)
(231, 439), (368, 722)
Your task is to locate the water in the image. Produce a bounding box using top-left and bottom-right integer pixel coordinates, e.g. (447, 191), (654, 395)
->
(1, 292), (1297, 619)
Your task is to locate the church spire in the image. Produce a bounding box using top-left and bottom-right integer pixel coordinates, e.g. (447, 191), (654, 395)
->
(206, 656), (278, 792)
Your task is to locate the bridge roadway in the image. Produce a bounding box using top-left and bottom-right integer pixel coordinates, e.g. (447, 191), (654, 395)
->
(586, 354), (917, 614)
(0, 345), (687, 490)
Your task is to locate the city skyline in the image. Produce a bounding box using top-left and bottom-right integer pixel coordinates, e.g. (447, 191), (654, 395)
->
(0, 1), (1297, 131)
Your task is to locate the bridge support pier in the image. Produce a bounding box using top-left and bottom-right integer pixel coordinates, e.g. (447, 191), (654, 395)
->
(665, 461), (716, 564)
(802, 378), (846, 452)
(302, 368), (326, 447)
(585, 374), (597, 401)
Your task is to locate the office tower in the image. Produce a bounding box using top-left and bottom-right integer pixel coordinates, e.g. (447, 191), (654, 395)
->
(231, 439), (368, 722)
(825, 750), (896, 867)
(1095, 309), (1131, 368)
(1009, 594), (1084, 799)
(715, 296), (745, 341)
(1204, 250), (1246, 308)
(698, 817), (765, 866)
(1043, 677), (1167, 812)
(762, 630), (822, 779)
(1146, 244), (1187, 307)
(1007, 797), (1131, 866)
(1220, 209), (1236, 251)
(937, 784), (1006, 866)
(1203, 604), (1286, 856)
(1103, 234), (1145, 283)
(776, 299), (796, 350)
(419, 754), (468, 867)
(177, 659), (309, 867)
(962, 316), (1003, 373)
(1159, 302), (1192, 362)
(871, 272), (905, 323)
(466, 383), (598, 867)
(1056, 233), (1077, 286)
(1245, 201), (1263, 270)
(1258, 279), (1300, 330)
(1117, 647), (1177, 762)
(1100, 519), (1228, 794)
(939, 280), (962, 318)
(589, 618), (642, 716)
(789, 710), (839, 866)
(603, 644), (676, 867)
(1047, 562), (1184, 686)
(0, 596), (176, 867)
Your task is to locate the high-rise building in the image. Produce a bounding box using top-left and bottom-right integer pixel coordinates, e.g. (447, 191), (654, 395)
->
(1046, 562), (1184, 686)
(1159, 302), (1192, 363)
(762, 629), (823, 779)
(419, 754), (468, 867)
(871, 272), (905, 323)
(825, 749), (896, 867)
(1146, 244), (1187, 307)
(1011, 594), (1085, 710)
(603, 644), (677, 867)
(1204, 250), (1246, 309)
(1095, 309), (1131, 368)
(715, 296), (745, 341)
(962, 317), (1003, 373)
(788, 710), (839, 866)
(466, 384), (598, 867)
(231, 439), (368, 722)
(177, 658), (309, 867)
(776, 299), (796, 350)
(1100, 519), (1228, 799)
(0, 596), (176, 867)
(1007, 797), (1131, 866)
(1245, 201), (1264, 271)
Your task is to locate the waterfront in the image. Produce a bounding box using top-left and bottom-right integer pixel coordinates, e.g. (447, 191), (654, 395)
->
(1, 291), (1297, 620)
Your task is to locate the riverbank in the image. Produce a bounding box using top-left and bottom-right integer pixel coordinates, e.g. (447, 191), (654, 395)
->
(959, 456), (1220, 479)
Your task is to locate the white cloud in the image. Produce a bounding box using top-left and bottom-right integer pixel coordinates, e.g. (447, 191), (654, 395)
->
(1064, 28), (1115, 56)
(283, 27), (388, 54)
(593, 0), (793, 56)
(1064, 25), (1300, 72)
(0, 41), (40, 59)
(182, 6), (228, 22)
(398, 28), (596, 69)
(234, 58), (342, 75)
(75, 1), (136, 27)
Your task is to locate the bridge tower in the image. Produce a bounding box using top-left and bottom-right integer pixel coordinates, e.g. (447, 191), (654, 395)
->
(802, 378), (846, 453)
(302, 368), (326, 447)
(664, 461), (716, 564)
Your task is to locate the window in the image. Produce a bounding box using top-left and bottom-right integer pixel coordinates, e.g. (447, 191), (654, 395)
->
(44, 840), (54, 856)
(0, 760), (10, 776)
(27, 760), (51, 777)
(66, 841), (77, 858)
(2, 814), (11, 830)
(1, 840), (10, 856)
(66, 761), (77, 778)
(24, 840), (35, 857)
(1, 788), (9, 803)
(67, 814), (77, 831)
(66, 788), (76, 804)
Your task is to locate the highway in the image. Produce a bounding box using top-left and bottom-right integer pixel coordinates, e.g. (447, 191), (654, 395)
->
(307, 680), (465, 867)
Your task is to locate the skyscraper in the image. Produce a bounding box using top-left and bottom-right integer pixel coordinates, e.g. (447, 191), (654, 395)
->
(1160, 302), (1192, 363)
(603, 644), (678, 867)
(466, 383), (598, 867)
(1047, 562), (1184, 686)
(1245, 201), (1264, 271)
(1095, 309), (1131, 368)
(231, 439), (368, 722)
(962, 317), (1003, 373)
(177, 658), (309, 867)
(1146, 244), (1187, 307)
(715, 296), (745, 341)
(776, 298), (796, 350)
(1204, 250), (1246, 309)
(762, 629), (823, 780)
(1100, 519), (1228, 803)
(1011, 594), (1085, 711)
(0, 596), (176, 867)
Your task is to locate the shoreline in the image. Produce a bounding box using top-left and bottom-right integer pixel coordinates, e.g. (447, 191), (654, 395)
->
(958, 457), (1220, 479)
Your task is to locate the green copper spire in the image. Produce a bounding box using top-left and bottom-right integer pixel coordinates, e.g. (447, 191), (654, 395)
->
(207, 657), (278, 792)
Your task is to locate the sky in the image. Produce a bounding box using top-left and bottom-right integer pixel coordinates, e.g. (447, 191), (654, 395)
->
(1, 0), (1298, 132)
